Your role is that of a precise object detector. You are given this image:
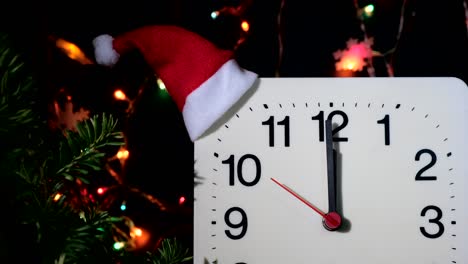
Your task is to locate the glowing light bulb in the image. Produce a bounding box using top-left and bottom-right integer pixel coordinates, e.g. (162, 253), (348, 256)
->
(363, 4), (374, 17)
(120, 202), (127, 211)
(131, 227), (143, 238)
(241, 21), (250, 32)
(114, 90), (127, 101)
(156, 78), (166, 90)
(179, 196), (186, 205)
(130, 227), (150, 249)
(113, 242), (125, 250)
(211, 11), (219, 20)
(116, 149), (129, 160)
(55, 38), (93, 65)
(346, 61), (356, 71)
(97, 187), (105, 195)
(53, 193), (62, 201)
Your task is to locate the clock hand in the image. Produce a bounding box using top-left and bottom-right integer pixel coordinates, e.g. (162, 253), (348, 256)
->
(324, 119), (342, 231)
(271, 178), (340, 227)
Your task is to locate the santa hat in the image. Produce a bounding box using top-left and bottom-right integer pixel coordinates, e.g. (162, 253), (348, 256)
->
(92, 25), (258, 141)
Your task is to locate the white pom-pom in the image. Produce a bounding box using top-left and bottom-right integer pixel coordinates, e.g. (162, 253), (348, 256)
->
(92, 34), (120, 66)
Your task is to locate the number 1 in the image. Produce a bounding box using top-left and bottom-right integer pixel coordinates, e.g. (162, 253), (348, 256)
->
(377, 115), (390, 145)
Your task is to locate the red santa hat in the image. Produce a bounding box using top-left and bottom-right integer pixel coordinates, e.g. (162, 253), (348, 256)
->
(92, 25), (258, 141)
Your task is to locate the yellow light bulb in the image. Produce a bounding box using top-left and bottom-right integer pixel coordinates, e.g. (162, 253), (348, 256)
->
(114, 90), (127, 101)
(241, 21), (250, 32)
(53, 193), (62, 201)
(116, 149), (129, 160)
(131, 227), (143, 237)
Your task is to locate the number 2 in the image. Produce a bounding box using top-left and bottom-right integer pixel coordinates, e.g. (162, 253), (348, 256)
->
(415, 149), (437, 181)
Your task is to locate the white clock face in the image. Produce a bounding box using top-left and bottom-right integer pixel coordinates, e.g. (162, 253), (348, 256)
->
(194, 77), (468, 264)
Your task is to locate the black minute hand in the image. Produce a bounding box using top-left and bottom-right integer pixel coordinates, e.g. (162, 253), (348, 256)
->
(323, 119), (342, 231)
(325, 119), (337, 213)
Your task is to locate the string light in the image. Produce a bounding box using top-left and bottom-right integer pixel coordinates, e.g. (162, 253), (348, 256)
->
(211, 11), (220, 20)
(127, 226), (151, 249)
(352, 0), (376, 77)
(340, 1), (412, 77)
(53, 193), (62, 201)
(179, 196), (186, 205)
(241, 21), (250, 32)
(97, 187), (106, 195)
(210, 0), (253, 50)
(113, 241), (125, 250)
(55, 38), (93, 65)
(130, 227), (143, 238)
(114, 89), (128, 101)
(156, 78), (166, 90)
(363, 4), (375, 18)
(333, 38), (373, 72)
(116, 148), (129, 161)
(120, 201), (127, 211)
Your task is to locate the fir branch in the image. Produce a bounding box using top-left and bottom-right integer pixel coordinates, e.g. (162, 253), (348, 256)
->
(2, 31), (193, 264)
(59, 210), (123, 264)
(54, 113), (124, 186)
(145, 238), (193, 264)
(0, 32), (41, 138)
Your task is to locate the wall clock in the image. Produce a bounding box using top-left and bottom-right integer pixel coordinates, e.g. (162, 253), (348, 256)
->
(193, 77), (468, 264)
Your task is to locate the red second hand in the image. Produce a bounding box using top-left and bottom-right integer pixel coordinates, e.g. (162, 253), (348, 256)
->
(271, 177), (326, 217)
(271, 177), (342, 229)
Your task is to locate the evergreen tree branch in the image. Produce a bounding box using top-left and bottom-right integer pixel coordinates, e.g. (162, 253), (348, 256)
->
(146, 238), (193, 264)
(3, 31), (193, 264)
(53, 113), (124, 186)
